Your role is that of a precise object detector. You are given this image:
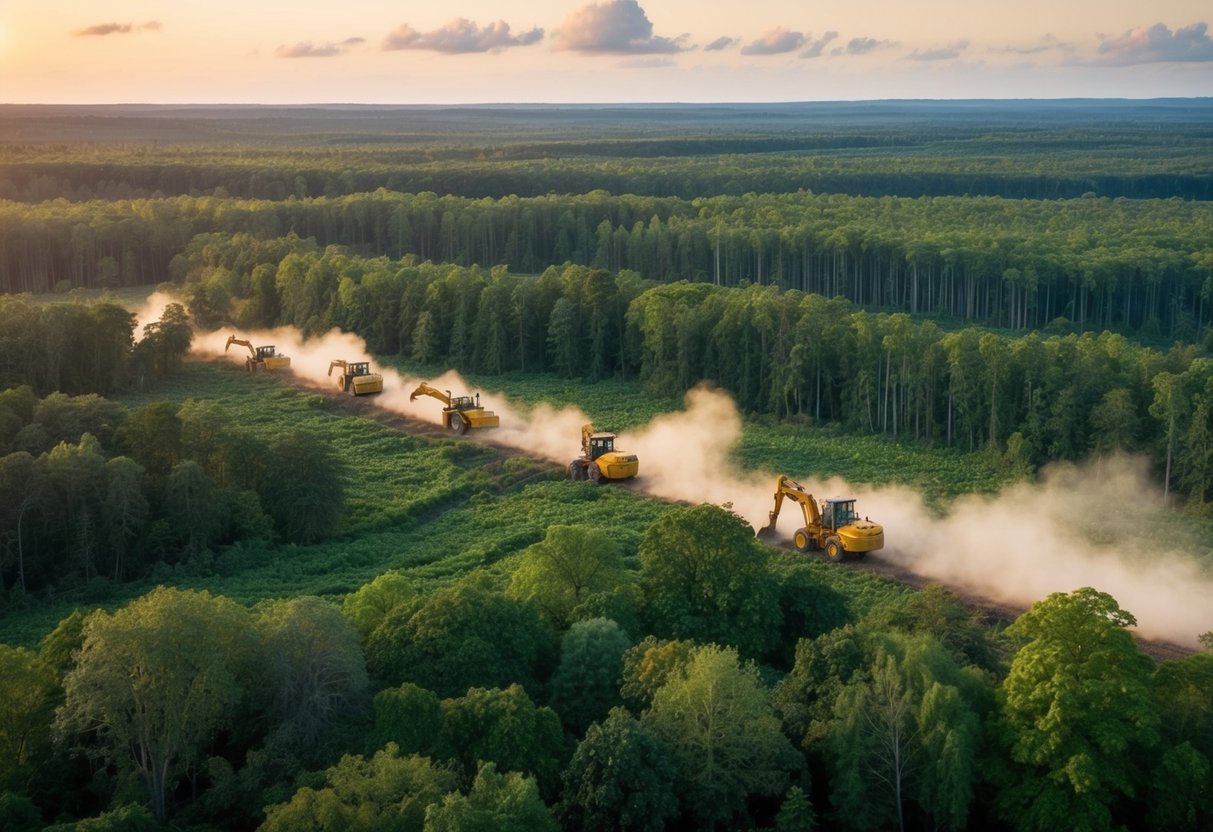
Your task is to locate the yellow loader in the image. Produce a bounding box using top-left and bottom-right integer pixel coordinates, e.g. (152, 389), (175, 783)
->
(568, 423), (639, 483)
(328, 360), (383, 396)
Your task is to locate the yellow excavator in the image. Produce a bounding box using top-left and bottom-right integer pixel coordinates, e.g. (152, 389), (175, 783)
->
(568, 423), (639, 484)
(328, 360), (383, 396)
(408, 382), (500, 433)
(225, 335), (291, 372)
(756, 475), (883, 562)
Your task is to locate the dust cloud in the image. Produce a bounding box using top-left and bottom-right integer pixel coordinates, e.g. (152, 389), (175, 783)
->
(131, 291), (177, 334)
(186, 324), (1213, 648)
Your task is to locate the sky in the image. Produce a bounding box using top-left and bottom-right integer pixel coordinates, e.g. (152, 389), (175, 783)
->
(1, 1), (1211, 104)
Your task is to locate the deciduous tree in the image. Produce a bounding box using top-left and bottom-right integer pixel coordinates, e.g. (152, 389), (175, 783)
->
(639, 504), (781, 657)
(995, 588), (1159, 832)
(643, 644), (799, 830)
(557, 707), (678, 832)
(506, 524), (631, 629)
(56, 587), (257, 822)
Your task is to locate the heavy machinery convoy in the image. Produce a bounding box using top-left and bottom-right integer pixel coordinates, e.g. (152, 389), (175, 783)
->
(328, 360), (383, 396)
(756, 474), (884, 562)
(219, 342), (879, 560)
(568, 423), (639, 483)
(409, 382), (500, 433)
(225, 335), (291, 372)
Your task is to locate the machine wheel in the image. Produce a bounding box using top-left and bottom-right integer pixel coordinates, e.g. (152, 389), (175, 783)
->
(824, 536), (845, 563)
(793, 528), (812, 553)
(568, 460), (584, 480)
(449, 412), (468, 434)
(338, 375), (348, 393)
(587, 462), (603, 484)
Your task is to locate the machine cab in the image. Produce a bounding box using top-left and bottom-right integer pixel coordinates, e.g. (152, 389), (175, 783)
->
(450, 392), (480, 411)
(588, 433), (616, 461)
(821, 499), (858, 530)
(348, 362), (370, 377)
(255, 345), (278, 359)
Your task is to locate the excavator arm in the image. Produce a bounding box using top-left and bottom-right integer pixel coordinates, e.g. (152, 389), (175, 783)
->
(328, 360), (348, 377)
(225, 335), (255, 357)
(409, 382), (452, 407)
(756, 475), (820, 539)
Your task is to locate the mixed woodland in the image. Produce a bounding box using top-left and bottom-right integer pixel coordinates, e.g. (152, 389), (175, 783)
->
(1, 102), (1212, 831)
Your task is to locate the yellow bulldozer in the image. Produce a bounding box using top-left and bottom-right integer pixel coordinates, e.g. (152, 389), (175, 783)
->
(568, 423), (639, 484)
(328, 360), (383, 396)
(408, 382), (500, 433)
(225, 335), (291, 372)
(756, 474), (884, 562)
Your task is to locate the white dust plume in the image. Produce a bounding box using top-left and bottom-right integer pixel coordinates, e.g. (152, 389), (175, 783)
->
(131, 291), (178, 334)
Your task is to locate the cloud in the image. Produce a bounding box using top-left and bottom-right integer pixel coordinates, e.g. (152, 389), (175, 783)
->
(800, 31), (838, 59)
(705, 36), (737, 52)
(276, 38), (364, 59)
(908, 39), (970, 61)
(73, 21), (160, 37)
(994, 34), (1075, 60)
(834, 36), (894, 56)
(553, 0), (686, 55)
(383, 18), (543, 54)
(1095, 21), (1213, 65)
(741, 27), (805, 56)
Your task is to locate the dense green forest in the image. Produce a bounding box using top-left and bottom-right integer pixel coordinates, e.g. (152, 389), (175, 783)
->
(2, 102), (1212, 831)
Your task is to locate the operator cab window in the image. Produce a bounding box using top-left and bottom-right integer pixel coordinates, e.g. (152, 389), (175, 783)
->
(834, 501), (857, 526)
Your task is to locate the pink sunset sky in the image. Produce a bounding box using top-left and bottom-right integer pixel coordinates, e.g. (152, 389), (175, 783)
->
(1, 0), (1210, 103)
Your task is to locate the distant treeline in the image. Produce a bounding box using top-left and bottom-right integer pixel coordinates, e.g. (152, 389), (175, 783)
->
(3, 152), (1211, 204)
(3, 190), (1212, 337)
(181, 241), (1213, 503)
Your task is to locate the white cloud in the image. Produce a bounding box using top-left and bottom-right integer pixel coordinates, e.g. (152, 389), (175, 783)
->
(1094, 21), (1213, 65)
(73, 22), (160, 37)
(383, 18), (543, 54)
(276, 38), (364, 59)
(705, 36), (738, 52)
(554, 0), (686, 55)
(741, 27), (805, 56)
(908, 40), (970, 61)
(800, 31), (838, 59)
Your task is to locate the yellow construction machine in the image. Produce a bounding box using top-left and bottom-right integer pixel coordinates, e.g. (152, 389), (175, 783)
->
(328, 360), (383, 396)
(568, 423), (639, 484)
(756, 475), (883, 562)
(225, 335), (291, 372)
(408, 382), (500, 433)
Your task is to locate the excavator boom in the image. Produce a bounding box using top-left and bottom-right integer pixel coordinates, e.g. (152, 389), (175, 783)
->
(225, 335), (255, 357)
(409, 382), (452, 406)
(756, 475), (819, 540)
